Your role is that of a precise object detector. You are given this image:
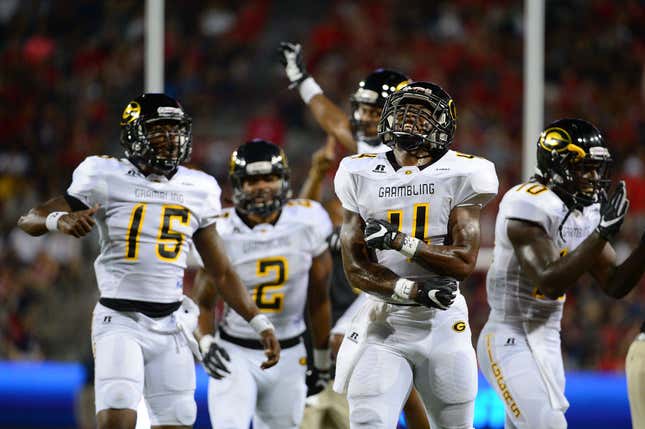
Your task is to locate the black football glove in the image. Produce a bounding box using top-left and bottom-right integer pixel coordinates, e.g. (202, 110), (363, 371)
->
(278, 42), (309, 88)
(199, 335), (231, 380)
(414, 278), (458, 310)
(364, 218), (399, 250)
(596, 180), (629, 241)
(306, 367), (331, 396)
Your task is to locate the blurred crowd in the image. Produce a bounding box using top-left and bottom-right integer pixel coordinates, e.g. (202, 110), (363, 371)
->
(0, 0), (644, 371)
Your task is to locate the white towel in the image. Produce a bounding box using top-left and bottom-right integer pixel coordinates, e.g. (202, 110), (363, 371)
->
(333, 296), (385, 394)
(523, 321), (569, 412)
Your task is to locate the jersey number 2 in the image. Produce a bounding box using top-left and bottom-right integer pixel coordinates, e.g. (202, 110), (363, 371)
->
(254, 257), (288, 313)
(125, 204), (190, 261)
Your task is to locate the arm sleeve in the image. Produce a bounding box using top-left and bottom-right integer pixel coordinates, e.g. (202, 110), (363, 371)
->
(455, 160), (499, 208)
(199, 177), (222, 229)
(502, 193), (554, 233)
(66, 157), (104, 208)
(333, 159), (360, 213)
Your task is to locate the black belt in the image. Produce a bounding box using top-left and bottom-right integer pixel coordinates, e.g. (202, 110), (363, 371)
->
(99, 297), (181, 318)
(219, 328), (301, 350)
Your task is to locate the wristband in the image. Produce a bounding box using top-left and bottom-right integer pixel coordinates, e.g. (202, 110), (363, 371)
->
(249, 314), (275, 335)
(199, 334), (214, 353)
(46, 211), (68, 232)
(392, 278), (415, 300)
(298, 77), (323, 104)
(399, 235), (420, 258)
(313, 348), (331, 370)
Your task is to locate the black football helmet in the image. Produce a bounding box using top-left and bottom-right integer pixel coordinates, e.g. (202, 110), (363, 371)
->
(536, 118), (612, 208)
(350, 69), (411, 146)
(120, 93), (192, 174)
(229, 139), (291, 217)
(377, 81), (457, 157)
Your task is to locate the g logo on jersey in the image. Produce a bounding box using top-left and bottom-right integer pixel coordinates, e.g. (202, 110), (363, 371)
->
(121, 101), (141, 125)
(452, 321), (466, 332)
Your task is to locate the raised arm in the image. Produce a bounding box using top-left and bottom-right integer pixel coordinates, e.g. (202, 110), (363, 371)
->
(507, 219), (605, 299)
(589, 235), (645, 299)
(193, 224), (280, 369)
(298, 137), (336, 201)
(507, 180), (630, 300)
(278, 42), (357, 152)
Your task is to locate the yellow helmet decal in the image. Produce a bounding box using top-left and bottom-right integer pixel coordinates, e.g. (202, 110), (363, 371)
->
(539, 127), (586, 160)
(448, 99), (457, 121)
(394, 79), (411, 91)
(121, 101), (141, 126)
(229, 150), (238, 175)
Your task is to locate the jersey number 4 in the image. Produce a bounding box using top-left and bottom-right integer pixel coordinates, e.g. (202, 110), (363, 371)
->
(253, 257), (288, 313)
(125, 204), (190, 261)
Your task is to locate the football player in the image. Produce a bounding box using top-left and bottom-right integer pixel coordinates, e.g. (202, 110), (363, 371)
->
(193, 139), (333, 429)
(627, 320), (645, 429)
(278, 41), (410, 154)
(476, 118), (645, 429)
(299, 143), (431, 429)
(17, 94), (280, 429)
(333, 81), (499, 429)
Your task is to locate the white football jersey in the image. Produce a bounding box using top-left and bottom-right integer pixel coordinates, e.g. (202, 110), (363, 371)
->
(486, 182), (601, 328)
(334, 150), (498, 301)
(215, 200), (332, 340)
(67, 156), (221, 303)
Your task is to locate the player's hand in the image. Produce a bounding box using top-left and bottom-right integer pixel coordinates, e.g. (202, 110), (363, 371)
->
(413, 278), (458, 310)
(278, 42), (308, 88)
(310, 145), (335, 179)
(306, 367), (331, 396)
(58, 204), (99, 238)
(199, 334), (231, 379)
(259, 329), (280, 370)
(596, 180), (629, 241)
(364, 218), (399, 250)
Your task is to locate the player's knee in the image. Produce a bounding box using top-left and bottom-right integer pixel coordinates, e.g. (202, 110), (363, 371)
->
(99, 380), (140, 410)
(350, 406), (386, 429)
(173, 397), (197, 426)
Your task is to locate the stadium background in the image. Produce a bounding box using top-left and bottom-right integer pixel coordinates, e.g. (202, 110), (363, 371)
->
(0, 0), (643, 428)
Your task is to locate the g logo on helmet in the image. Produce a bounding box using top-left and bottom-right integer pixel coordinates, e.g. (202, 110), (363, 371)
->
(121, 101), (141, 126)
(452, 321), (466, 332)
(539, 127), (571, 151)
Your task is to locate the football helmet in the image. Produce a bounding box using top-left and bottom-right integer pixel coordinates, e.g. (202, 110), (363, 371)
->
(229, 139), (291, 216)
(536, 118), (612, 208)
(377, 81), (457, 157)
(350, 69), (411, 146)
(120, 93), (192, 174)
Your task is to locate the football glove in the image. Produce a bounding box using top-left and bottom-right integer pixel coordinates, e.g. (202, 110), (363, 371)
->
(199, 335), (231, 380)
(414, 278), (458, 310)
(364, 218), (399, 250)
(596, 180), (629, 241)
(306, 367), (331, 397)
(278, 42), (308, 87)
